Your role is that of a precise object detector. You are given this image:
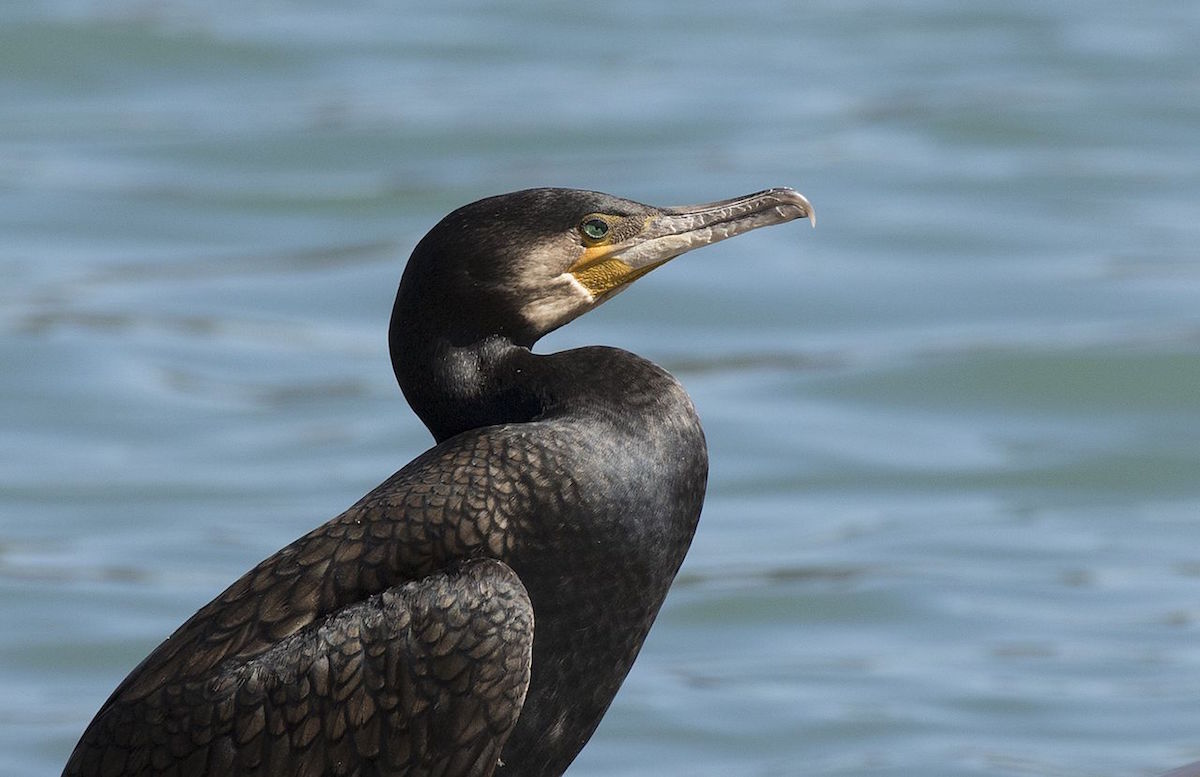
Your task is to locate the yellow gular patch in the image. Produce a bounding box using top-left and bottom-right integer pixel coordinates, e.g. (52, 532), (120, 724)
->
(572, 259), (665, 298)
(569, 244), (616, 272)
(572, 258), (636, 297)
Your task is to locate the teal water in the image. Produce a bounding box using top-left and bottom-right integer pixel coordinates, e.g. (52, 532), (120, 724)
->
(3, 2), (1200, 775)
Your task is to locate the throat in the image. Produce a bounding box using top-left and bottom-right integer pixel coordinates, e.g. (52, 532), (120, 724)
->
(391, 334), (544, 443)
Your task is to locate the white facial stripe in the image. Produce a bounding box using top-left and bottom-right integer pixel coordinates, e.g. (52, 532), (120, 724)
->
(563, 271), (595, 301)
(518, 272), (594, 333)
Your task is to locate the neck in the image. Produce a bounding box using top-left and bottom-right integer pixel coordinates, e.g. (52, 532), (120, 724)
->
(390, 321), (545, 443)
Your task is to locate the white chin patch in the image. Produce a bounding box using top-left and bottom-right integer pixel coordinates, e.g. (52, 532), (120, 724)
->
(519, 273), (595, 334)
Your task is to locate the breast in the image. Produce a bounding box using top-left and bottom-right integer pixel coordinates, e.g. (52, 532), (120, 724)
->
(486, 367), (707, 777)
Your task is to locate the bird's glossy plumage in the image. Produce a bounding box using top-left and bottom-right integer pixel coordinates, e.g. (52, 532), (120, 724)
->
(63, 187), (812, 777)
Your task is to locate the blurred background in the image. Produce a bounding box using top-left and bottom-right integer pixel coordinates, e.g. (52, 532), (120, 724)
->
(2, 1), (1199, 775)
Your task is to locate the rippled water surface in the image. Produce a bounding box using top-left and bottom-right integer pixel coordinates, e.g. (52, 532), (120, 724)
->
(3, 2), (1200, 775)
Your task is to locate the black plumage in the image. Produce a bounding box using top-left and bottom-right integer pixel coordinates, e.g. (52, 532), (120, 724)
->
(63, 186), (813, 777)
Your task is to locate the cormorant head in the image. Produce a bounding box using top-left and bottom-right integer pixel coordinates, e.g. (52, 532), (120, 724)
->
(393, 187), (814, 348)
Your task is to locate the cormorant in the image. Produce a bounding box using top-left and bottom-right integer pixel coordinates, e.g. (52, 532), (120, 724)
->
(63, 186), (814, 777)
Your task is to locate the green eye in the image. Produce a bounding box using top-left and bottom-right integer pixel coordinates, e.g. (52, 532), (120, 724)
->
(581, 218), (609, 241)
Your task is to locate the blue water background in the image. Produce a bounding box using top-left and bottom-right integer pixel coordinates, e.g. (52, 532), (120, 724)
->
(2, 1), (1199, 775)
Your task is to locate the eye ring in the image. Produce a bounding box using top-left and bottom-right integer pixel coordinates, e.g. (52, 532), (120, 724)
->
(580, 217), (610, 241)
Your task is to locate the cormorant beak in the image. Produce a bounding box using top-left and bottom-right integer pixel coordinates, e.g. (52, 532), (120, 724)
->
(569, 187), (814, 299)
